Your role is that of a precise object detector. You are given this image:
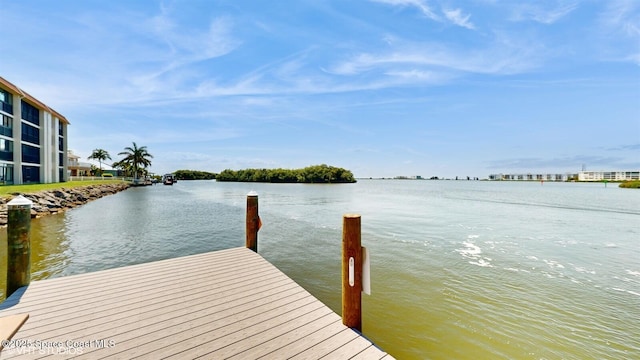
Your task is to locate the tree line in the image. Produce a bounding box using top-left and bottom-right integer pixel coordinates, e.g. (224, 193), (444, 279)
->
(174, 170), (216, 180)
(216, 164), (356, 183)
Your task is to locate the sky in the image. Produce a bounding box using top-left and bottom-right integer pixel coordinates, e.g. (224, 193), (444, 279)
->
(1, 0), (638, 178)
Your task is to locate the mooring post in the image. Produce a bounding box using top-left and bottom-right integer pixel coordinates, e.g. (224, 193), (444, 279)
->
(6, 195), (33, 297)
(246, 191), (259, 252)
(342, 214), (363, 332)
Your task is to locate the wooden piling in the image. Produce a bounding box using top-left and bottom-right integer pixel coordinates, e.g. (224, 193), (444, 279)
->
(246, 191), (259, 252)
(6, 195), (33, 297)
(342, 214), (362, 331)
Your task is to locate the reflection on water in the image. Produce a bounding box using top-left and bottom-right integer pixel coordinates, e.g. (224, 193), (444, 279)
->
(1, 180), (639, 359)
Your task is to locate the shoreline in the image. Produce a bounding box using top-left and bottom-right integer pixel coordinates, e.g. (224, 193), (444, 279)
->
(0, 183), (130, 227)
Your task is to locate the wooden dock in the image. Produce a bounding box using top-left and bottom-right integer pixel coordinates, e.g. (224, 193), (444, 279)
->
(0, 247), (393, 359)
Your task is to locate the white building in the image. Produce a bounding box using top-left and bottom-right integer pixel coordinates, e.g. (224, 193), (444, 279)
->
(0, 76), (69, 184)
(489, 171), (640, 182)
(488, 173), (575, 181)
(578, 171), (640, 182)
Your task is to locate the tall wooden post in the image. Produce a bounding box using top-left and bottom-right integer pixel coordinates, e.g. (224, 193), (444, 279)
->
(6, 195), (33, 297)
(246, 191), (259, 252)
(342, 214), (362, 332)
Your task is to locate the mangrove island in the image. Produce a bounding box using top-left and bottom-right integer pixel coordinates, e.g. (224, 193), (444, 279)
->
(216, 164), (356, 183)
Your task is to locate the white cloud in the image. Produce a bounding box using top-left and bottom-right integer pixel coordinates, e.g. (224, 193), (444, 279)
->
(597, 0), (640, 64)
(370, 0), (476, 29)
(443, 8), (475, 29)
(371, 0), (440, 21)
(510, 2), (579, 24)
(328, 37), (542, 79)
(601, 0), (640, 37)
(384, 69), (442, 81)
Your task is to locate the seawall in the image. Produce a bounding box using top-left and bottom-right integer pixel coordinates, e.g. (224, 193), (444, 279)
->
(0, 183), (131, 227)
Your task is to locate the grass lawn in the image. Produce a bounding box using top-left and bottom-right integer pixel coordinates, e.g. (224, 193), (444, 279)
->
(0, 180), (127, 198)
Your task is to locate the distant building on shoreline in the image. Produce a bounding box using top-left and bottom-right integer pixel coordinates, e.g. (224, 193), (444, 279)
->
(578, 171), (640, 182)
(67, 150), (91, 176)
(0, 76), (69, 184)
(489, 171), (640, 182)
(394, 175), (423, 180)
(489, 173), (575, 181)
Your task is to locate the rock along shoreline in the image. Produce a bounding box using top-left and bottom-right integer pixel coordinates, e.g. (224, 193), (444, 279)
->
(0, 183), (131, 227)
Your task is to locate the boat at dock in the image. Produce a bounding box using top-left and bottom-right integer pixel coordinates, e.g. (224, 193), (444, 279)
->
(130, 176), (154, 186)
(162, 174), (175, 185)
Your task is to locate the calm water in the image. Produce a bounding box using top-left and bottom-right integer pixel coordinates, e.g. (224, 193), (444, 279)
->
(1, 180), (639, 359)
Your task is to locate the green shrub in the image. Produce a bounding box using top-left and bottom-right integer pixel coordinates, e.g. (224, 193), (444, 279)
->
(619, 180), (640, 189)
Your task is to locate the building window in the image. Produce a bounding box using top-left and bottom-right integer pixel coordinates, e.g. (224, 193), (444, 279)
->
(0, 139), (13, 161)
(0, 88), (12, 115)
(22, 165), (40, 183)
(21, 123), (40, 144)
(21, 144), (40, 164)
(59, 122), (64, 136)
(58, 136), (64, 151)
(0, 114), (12, 137)
(59, 151), (64, 166)
(0, 163), (14, 184)
(21, 101), (39, 125)
(59, 167), (65, 182)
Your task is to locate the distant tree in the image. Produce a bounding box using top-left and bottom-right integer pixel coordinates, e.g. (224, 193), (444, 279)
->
(216, 165), (356, 183)
(117, 142), (153, 180)
(174, 170), (216, 180)
(87, 149), (111, 175)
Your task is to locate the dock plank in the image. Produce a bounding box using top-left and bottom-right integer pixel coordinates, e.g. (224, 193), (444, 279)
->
(16, 267), (289, 339)
(0, 247), (393, 359)
(350, 345), (393, 360)
(227, 311), (339, 359)
(290, 328), (361, 359)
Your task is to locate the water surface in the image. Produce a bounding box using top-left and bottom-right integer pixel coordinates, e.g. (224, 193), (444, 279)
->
(1, 180), (638, 359)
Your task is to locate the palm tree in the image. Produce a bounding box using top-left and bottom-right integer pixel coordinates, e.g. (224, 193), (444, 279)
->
(111, 160), (133, 177)
(87, 149), (111, 175)
(117, 142), (153, 180)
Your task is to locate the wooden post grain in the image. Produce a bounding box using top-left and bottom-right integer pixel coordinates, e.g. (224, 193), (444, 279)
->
(342, 214), (362, 331)
(6, 195), (33, 297)
(246, 191), (259, 252)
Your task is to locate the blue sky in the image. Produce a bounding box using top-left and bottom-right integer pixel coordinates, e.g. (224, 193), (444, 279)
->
(1, 0), (638, 178)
